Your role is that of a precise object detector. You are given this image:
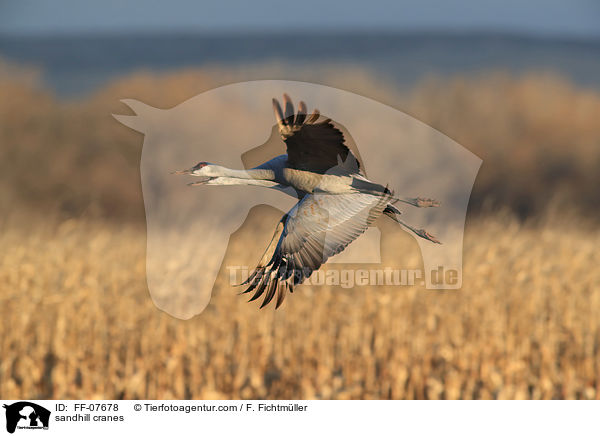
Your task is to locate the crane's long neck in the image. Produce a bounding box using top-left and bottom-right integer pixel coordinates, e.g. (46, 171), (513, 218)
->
(192, 165), (279, 188)
(201, 177), (283, 189)
(207, 165), (275, 181)
(197, 166), (284, 190)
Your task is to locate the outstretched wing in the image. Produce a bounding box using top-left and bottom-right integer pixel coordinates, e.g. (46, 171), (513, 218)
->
(240, 189), (393, 308)
(273, 94), (361, 174)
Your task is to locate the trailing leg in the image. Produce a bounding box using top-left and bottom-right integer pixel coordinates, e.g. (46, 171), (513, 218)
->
(383, 204), (441, 244)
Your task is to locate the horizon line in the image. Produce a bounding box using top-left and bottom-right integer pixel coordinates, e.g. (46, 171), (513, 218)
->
(1, 27), (600, 43)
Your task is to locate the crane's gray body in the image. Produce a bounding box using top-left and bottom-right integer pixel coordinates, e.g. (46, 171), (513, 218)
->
(176, 94), (440, 308)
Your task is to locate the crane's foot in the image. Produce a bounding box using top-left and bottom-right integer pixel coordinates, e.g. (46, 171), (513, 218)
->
(398, 197), (440, 207)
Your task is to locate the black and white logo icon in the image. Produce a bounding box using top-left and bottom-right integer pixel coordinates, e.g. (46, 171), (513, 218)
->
(3, 402), (50, 434)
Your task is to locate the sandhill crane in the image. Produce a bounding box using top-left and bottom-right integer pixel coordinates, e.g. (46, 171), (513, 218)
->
(175, 94), (440, 308)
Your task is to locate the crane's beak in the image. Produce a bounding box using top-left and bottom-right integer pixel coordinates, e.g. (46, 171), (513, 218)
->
(187, 177), (213, 186)
(171, 168), (192, 175)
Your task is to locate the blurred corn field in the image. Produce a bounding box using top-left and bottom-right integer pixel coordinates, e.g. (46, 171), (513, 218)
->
(0, 209), (598, 399)
(1, 60), (599, 399)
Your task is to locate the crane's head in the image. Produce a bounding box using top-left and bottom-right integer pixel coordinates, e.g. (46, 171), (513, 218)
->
(173, 161), (212, 176)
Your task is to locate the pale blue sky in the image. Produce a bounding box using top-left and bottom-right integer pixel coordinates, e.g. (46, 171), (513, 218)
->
(1, 0), (599, 37)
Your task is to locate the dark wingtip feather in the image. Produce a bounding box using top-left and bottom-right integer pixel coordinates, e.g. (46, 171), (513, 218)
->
(236, 267), (262, 289)
(248, 271), (270, 302)
(307, 109), (320, 123)
(240, 275), (260, 296)
(282, 94), (294, 124)
(296, 101), (307, 126)
(272, 98), (285, 127)
(275, 281), (287, 309)
(260, 279), (278, 308)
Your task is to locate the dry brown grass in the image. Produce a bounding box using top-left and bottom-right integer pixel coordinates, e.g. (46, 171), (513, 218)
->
(1, 62), (599, 221)
(0, 209), (598, 400)
(406, 73), (600, 217)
